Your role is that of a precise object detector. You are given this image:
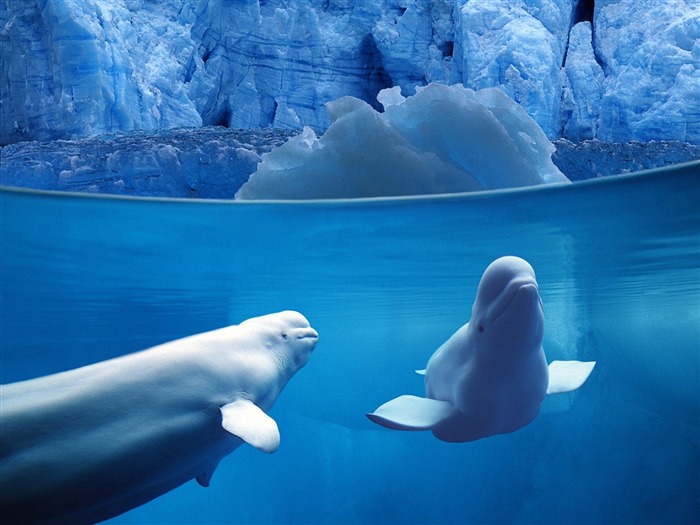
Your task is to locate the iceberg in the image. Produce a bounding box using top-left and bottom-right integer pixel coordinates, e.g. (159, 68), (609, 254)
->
(235, 83), (570, 200)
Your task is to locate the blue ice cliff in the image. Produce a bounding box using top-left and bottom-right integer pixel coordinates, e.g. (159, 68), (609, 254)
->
(1, 0), (698, 145)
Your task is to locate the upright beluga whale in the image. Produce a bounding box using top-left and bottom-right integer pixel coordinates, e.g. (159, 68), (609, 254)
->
(367, 256), (595, 442)
(0, 311), (318, 525)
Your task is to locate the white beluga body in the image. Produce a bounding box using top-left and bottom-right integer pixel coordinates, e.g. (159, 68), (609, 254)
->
(0, 311), (318, 525)
(367, 256), (595, 442)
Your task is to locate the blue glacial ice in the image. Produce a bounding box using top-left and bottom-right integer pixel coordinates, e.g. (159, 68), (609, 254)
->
(552, 138), (700, 180)
(1, 0), (698, 145)
(593, 0), (700, 142)
(450, 0), (571, 141)
(235, 83), (570, 199)
(560, 21), (605, 141)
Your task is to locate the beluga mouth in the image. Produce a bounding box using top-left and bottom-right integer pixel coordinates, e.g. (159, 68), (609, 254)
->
(297, 328), (319, 341)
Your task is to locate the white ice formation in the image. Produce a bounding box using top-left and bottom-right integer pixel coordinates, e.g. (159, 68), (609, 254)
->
(235, 83), (570, 199)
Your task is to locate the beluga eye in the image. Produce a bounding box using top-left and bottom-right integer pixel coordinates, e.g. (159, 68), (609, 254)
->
(478, 325), (484, 333)
(281, 331), (288, 340)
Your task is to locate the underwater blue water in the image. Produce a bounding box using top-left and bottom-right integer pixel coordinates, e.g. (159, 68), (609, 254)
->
(1, 162), (699, 524)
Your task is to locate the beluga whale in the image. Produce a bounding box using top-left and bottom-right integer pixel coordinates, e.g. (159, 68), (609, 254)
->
(0, 310), (318, 525)
(367, 256), (595, 442)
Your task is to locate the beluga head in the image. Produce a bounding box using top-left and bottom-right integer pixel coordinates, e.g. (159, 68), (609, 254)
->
(470, 256), (544, 356)
(238, 310), (319, 373)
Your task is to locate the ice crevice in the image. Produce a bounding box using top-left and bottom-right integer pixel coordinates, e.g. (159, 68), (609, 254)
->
(562, 0), (595, 67)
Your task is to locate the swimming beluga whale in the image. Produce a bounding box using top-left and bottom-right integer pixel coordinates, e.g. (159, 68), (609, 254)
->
(367, 256), (595, 442)
(0, 311), (318, 525)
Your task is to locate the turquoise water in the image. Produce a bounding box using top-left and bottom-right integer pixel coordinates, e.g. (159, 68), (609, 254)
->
(1, 162), (699, 524)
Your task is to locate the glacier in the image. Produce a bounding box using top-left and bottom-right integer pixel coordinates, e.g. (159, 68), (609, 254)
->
(1, 0), (698, 146)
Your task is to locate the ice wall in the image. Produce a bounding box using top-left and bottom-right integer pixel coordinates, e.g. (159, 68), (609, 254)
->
(451, 0), (571, 142)
(0, 0), (202, 144)
(1, 0), (698, 145)
(593, 0), (700, 142)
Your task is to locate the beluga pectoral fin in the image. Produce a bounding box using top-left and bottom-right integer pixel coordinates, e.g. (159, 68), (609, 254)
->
(195, 462), (219, 487)
(546, 360), (596, 394)
(220, 399), (281, 454)
(366, 395), (454, 430)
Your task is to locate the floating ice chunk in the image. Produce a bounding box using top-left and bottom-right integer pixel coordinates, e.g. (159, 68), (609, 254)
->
(386, 84), (570, 187)
(236, 96), (480, 200)
(235, 83), (569, 200)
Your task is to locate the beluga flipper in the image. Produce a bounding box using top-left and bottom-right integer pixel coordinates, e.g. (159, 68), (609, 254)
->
(367, 256), (595, 443)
